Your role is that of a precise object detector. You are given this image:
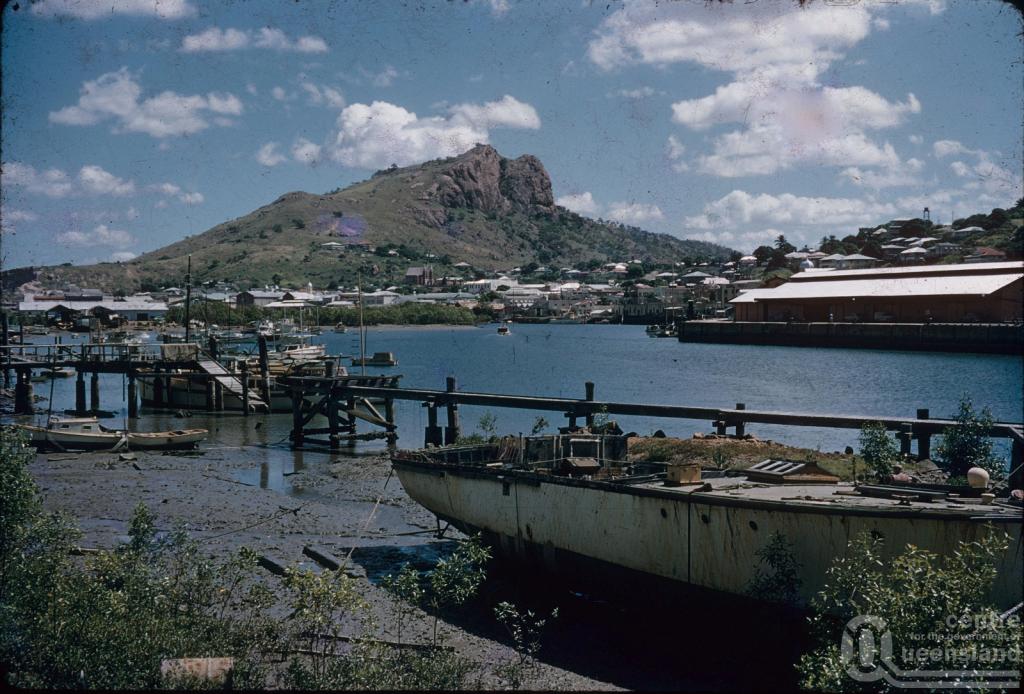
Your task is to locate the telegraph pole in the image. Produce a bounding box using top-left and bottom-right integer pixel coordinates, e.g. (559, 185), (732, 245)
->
(184, 255), (193, 343)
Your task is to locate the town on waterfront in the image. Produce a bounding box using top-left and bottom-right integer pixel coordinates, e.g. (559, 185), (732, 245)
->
(2, 1), (1022, 691)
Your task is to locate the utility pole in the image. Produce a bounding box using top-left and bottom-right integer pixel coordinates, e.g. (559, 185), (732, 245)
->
(184, 255), (193, 343)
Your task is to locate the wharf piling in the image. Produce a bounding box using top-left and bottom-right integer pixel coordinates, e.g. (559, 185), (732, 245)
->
(274, 377), (1024, 471)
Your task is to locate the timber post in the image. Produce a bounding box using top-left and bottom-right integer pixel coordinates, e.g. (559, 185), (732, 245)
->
(240, 361), (250, 415)
(345, 395), (357, 448)
(425, 402), (442, 447)
(208, 335), (219, 363)
(214, 380), (224, 411)
(735, 403), (746, 438)
(584, 381), (595, 427)
(1, 311), (9, 388)
(90, 372), (100, 412)
(257, 336), (271, 404)
(1010, 438), (1023, 491)
(385, 397), (397, 449)
(127, 371), (138, 419)
(290, 391), (304, 449)
(75, 371), (87, 413)
(898, 422), (914, 458)
(444, 376), (460, 444)
(715, 419), (727, 436)
(14, 368), (33, 415)
(327, 387), (340, 450)
(915, 408), (931, 460)
(205, 375), (215, 412)
(153, 372), (165, 407)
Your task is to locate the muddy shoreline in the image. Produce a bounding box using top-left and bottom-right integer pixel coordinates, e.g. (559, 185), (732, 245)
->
(26, 432), (822, 691)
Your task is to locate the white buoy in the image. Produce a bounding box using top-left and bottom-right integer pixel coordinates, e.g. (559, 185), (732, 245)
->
(966, 466), (990, 489)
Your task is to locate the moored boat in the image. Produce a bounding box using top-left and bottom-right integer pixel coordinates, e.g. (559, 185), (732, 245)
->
(17, 417), (208, 451)
(497, 322), (511, 336)
(350, 351), (398, 367)
(391, 433), (1023, 608)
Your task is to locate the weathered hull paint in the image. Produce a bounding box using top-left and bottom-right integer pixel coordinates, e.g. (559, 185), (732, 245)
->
(394, 463), (1024, 608)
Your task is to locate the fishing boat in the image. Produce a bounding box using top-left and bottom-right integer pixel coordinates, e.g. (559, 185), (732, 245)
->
(645, 324), (660, 336)
(391, 433), (1023, 608)
(350, 351), (398, 367)
(333, 323), (348, 334)
(497, 321), (511, 336)
(17, 416), (208, 451)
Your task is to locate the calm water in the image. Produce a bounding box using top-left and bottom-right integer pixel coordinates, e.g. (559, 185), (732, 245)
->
(9, 323), (1023, 472)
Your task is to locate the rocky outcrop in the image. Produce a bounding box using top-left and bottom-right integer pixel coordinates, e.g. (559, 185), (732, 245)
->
(429, 144), (555, 216)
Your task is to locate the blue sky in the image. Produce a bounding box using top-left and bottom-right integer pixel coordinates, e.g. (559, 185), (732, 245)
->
(2, 0), (1021, 269)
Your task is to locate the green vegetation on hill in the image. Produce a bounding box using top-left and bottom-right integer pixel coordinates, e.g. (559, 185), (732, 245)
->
(22, 145), (733, 294)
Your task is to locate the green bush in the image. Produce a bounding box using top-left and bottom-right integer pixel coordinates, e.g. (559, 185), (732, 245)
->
(936, 397), (1004, 481)
(858, 421), (900, 480)
(796, 530), (1021, 691)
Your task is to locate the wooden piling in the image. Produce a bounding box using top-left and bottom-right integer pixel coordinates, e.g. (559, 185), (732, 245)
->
(898, 423), (913, 457)
(214, 380), (224, 411)
(444, 376), (460, 444)
(127, 371), (138, 419)
(76, 371), (87, 412)
(425, 403), (442, 447)
(291, 391), (304, 448)
(153, 372), (165, 407)
(328, 391), (340, 450)
(584, 381), (595, 427)
(239, 361), (250, 415)
(90, 372), (100, 412)
(205, 376), (215, 412)
(735, 403), (746, 438)
(915, 408), (930, 460)
(14, 369), (33, 414)
(385, 397), (397, 449)
(1010, 439), (1023, 491)
(345, 395), (357, 447)
(257, 336), (271, 404)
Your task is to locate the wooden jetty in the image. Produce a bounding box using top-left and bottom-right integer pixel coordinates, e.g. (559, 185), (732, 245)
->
(1, 337), (277, 416)
(275, 376), (1024, 479)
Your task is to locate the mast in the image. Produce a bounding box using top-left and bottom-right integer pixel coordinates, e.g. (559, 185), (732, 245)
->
(184, 255), (193, 344)
(357, 275), (366, 375)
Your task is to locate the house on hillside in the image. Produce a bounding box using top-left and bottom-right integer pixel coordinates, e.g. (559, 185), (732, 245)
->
(964, 247), (1007, 263)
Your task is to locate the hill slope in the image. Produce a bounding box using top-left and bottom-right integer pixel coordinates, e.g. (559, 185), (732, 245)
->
(26, 145), (733, 292)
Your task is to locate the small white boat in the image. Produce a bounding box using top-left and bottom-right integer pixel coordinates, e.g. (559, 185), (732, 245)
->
(333, 323), (348, 334)
(497, 322), (511, 336)
(17, 417), (207, 451)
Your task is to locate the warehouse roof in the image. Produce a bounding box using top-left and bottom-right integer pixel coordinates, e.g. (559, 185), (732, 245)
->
(787, 260), (1023, 282)
(729, 273), (1021, 304)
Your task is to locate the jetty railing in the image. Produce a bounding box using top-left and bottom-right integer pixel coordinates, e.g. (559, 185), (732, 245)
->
(276, 376), (1024, 471)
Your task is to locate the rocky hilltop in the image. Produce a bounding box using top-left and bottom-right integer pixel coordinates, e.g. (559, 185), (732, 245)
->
(24, 145), (733, 292)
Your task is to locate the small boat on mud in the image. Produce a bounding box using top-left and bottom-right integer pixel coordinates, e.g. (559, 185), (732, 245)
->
(17, 416), (208, 451)
(391, 433), (1023, 608)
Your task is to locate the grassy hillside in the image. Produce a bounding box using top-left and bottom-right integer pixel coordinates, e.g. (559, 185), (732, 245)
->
(23, 147), (733, 293)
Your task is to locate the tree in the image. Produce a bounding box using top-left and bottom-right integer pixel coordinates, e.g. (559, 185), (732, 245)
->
(859, 240), (883, 259)
(752, 245), (774, 264)
(774, 235), (796, 254)
(625, 264), (645, 279)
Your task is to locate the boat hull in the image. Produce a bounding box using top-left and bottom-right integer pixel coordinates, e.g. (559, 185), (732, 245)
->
(19, 425), (206, 451)
(392, 461), (1024, 609)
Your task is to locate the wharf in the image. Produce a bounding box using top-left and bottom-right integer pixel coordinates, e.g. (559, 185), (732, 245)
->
(676, 320), (1024, 354)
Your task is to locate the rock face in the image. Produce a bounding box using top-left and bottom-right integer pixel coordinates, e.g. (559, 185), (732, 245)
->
(431, 144), (555, 215)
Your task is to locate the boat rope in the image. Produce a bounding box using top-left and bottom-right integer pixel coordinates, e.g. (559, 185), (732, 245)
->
(338, 466), (394, 573)
(199, 503), (307, 543)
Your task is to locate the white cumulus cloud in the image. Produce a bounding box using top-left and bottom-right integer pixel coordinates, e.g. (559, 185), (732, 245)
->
(78, 165), (135, 196)
(328, 96), (540, 170)
(2, 162), (75, 198)
(556, 192), (600, 216)
(590, 0), (929, 180)
(58, 224), (135, 248)
(256, 142), (288, 167)
(181, 26), (328, 53)
(607, 201), (664, 226)
(291, 138), (323, 166)
(111, 251), (138, 262)
(49, 68), (244, 139)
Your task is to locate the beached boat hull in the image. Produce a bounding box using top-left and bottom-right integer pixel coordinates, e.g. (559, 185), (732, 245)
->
(392, 459), (1024, 609)
(18, 423), (207, 450)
